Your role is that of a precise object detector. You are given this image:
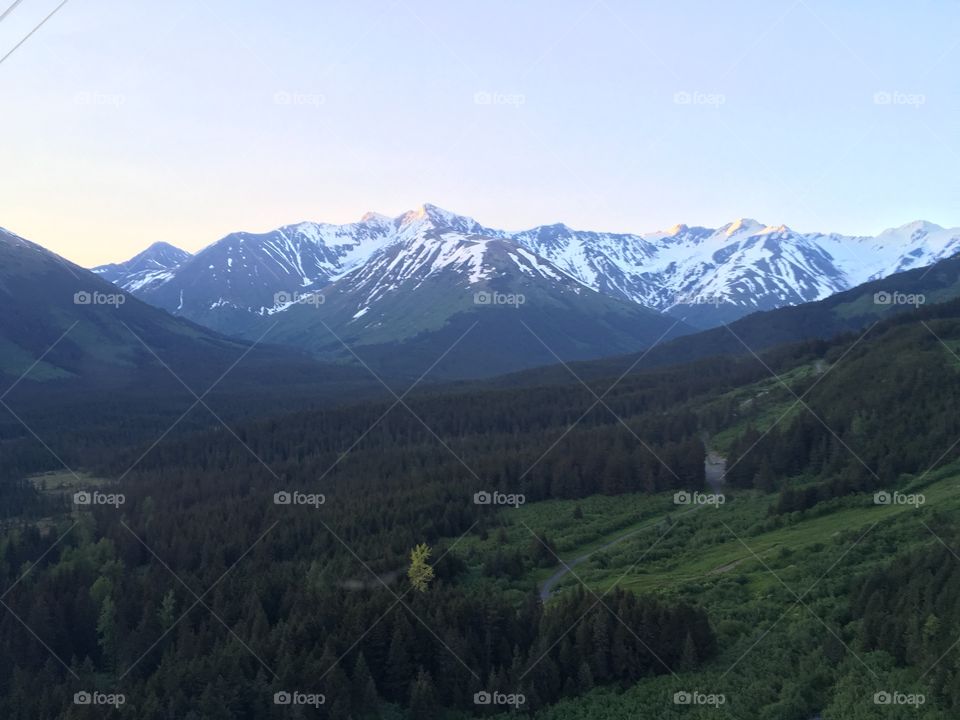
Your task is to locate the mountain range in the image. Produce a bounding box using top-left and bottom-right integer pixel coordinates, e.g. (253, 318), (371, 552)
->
(94, 205), (960, 329)
(0, 205), (949, 380)
(86, 205), (960, 376)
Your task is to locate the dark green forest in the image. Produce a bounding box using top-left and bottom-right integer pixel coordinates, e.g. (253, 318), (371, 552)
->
(3, 297), (960, 718)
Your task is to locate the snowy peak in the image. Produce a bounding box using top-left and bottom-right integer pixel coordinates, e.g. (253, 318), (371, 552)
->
(92, 240), (192, 292)
(95, 240), (191, 274)
(396, 203), (486, 235)
(880, 219), (943, 238)
(359, 211), (391, 225)
(331, 212), (573, 312)
(721, 218), (764, 237)
(124, 241), (191, 272)
(757, 224), (791, 235)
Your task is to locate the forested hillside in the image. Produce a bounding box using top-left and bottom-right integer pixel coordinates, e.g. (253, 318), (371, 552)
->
(2, 293), (960, 718)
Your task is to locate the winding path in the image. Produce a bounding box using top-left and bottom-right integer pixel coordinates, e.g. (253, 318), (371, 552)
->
(538, 513), (674, 600)
(538, 453), (726, 601)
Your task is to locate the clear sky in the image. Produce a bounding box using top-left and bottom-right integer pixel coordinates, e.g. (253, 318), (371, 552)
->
(1, 0), (958, 266)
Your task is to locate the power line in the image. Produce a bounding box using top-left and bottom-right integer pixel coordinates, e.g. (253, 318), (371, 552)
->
(0, 0), (27, 24)
(0, 0), (70, 67)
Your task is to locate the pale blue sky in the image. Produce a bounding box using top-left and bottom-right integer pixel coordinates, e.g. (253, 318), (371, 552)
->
(1, 0), (958, 265)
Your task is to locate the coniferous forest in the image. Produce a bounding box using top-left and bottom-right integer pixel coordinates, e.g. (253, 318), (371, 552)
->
(3, 297), (960, 717)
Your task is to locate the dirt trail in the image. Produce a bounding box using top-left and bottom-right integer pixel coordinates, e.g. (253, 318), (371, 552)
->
(538, 514), (672, 600)
(539, 453), (726, 601)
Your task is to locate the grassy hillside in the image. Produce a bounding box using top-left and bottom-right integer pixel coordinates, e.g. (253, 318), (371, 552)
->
(467, 462), (960, 719)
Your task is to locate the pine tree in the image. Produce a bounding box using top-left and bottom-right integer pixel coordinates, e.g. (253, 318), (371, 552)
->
(352, 653), (379, 716)
(96, 595), (117, 671)
(408, 668), (438, 720)
(577, 660), (594, 692)
(158, 589), (176, 629)
(679, 631), (699, 671)
(385, 618), (414, 700)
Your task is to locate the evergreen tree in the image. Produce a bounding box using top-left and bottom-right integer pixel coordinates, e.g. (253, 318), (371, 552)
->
(408, 669), (439, 720)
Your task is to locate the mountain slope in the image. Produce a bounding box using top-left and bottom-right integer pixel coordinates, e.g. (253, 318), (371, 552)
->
(257, 209), (692, 377)
(488, 249), (960, 388)
(0, 227), (362, 391)
(0, 227), (405, 487)
(113, 217), (400, 336)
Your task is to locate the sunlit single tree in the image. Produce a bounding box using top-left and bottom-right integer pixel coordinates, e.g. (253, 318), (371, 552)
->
(408, 543), (435, 592)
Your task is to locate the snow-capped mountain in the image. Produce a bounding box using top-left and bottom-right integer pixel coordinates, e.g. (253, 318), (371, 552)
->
(513, 217), (960, 326)
(98, 205), (960, 346)
(255, 206), (689, 377)
(93, 205), (697, 376)
(93, 241), (192, 292)
(92, 219), (402, 333)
